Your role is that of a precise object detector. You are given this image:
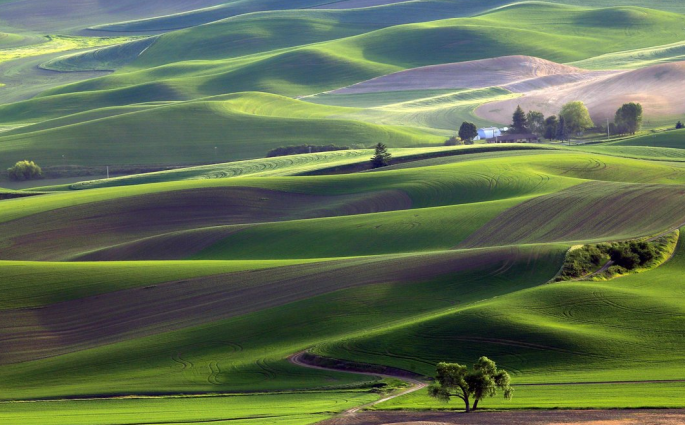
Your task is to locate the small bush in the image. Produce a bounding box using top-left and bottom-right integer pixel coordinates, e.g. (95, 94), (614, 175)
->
(444, 136), (463, 146)
(7, 160), (43, 181)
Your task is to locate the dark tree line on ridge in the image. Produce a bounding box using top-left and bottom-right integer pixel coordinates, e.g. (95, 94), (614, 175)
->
(510, 101), (644, 141)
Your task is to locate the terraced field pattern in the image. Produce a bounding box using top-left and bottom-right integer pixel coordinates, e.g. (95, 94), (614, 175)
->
(2, 0), (685, 424)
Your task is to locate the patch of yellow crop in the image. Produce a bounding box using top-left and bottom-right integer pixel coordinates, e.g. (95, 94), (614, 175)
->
(0, 35), (141, 64)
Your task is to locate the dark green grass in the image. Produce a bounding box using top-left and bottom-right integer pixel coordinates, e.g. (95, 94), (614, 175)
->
(609, 129), (685, 149)
(377, 382), (685, 410)
(0, 391), (377, 425)
(0, 246), (564, 399)
(317, 229), (685, 386)
(0, 94), (439, 168)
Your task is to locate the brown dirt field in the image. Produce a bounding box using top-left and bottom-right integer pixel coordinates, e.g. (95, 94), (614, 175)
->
(459, 181), (685, 248)
(318, 410), (685, 425)
(0, 187), (412, 261)
(475, 61), (685, 123)
(333, 56), (608, 94)
(0, 247), (532, 364)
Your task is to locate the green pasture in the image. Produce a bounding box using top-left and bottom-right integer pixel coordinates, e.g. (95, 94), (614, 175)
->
(376, 382), (685, 410)
(0, 35), (141, 65)
(608, 129), (685, 149)
(0, 246), (565, 399)
(0, 391), (377, 425)
(0, 259), (327, 310)
(36, 145), (552, 192)
(570, 145), (685, 161)
(316, 229), (685, 387)
(41, 4), (685, 102)
(4, 0), (685, 416)
(0, 94), (440, 169)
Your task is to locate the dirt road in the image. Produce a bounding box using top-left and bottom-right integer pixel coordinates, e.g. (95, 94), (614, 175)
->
(288, 352), (427, 414)
(317, 409), (685, 425)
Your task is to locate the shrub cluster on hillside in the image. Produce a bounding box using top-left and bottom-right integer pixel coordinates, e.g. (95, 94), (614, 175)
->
(559, 244), (609, 280)
(266, 144), (349, 157)
(557, 233), (676, 281)
(7, 160), (43, 181)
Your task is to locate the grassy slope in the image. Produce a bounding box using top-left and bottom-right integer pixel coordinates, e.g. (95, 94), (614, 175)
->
(571, 145), (685, 161)
(42, 5), (685, 101)
(35, 146), (491, 191)
(334, 87), (517, 131)
(327, 234), (685, 376)
(5, 151), (685, 261)
(89, 0), (510, 33)
(0, 245), (564, 399)
(0, 259), (325, 310)
(363, 229), (685, 409)
(609, 129), (685, 149)
(0, 93), (439, 168)
(2, 150), (685, 406)
(1, 4), (683, 170)
(0, 391), (378, 425)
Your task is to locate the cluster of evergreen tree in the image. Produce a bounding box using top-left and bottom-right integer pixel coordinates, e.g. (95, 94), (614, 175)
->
(510, 104), (584, 141)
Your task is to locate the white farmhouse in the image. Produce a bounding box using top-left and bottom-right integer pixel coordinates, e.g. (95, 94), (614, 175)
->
(477, 127), (502, 140)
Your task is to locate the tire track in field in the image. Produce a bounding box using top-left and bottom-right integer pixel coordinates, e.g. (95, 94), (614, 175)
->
(288, 351), (427, 415)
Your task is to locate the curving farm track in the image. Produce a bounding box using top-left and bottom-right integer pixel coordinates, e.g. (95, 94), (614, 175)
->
(288, 351), (427, 415)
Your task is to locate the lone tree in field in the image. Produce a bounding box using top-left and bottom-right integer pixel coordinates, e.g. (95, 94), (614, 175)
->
(527, 111), (545, 136)
(7, 160), (43, 181)
(559, 101), (594, 136)
(615, 102), (643, 135)
(676, 121), (684, 130)
(544, 115), (559, 140)
(370, 142), (392, 168)
(511, 105), (528, 133)
(458, 122), (478, 144)
(428, 357), (513, 413)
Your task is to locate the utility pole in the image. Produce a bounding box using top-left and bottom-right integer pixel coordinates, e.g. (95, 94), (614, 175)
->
(106, 166), (110, 179)
(607, 118), (610, 140)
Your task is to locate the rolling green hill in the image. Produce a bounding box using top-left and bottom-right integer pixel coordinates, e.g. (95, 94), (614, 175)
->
(608, 129), (685, 149)
(0, 93), (440, 169)
(5, 0), (685, 422)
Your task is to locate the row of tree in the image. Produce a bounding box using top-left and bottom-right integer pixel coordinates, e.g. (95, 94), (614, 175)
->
(511, 101), (643, 141)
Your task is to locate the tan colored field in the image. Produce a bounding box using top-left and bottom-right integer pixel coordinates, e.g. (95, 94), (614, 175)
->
(333, 56), (611, 94)
(320, 410), (685, 425)
(476, 61), (685, 123)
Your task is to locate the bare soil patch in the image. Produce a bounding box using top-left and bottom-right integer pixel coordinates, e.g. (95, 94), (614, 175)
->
(333, 56), (611, 94)
(476, 61), (685, 123)
(320, 409), (685, 425)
